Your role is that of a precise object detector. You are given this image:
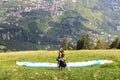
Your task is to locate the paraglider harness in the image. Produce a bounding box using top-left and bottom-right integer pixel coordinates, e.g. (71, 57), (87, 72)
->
(56, 50), (66, 69)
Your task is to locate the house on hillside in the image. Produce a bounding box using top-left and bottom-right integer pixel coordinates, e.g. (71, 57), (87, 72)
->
(72, 0), (77, 2)
(2, 0), (8, 2)
(2, 0), (7, 1)
(117, 26), (120, 31)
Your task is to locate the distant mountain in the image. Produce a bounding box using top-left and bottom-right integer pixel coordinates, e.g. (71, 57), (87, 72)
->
(0, 0), (120, 51)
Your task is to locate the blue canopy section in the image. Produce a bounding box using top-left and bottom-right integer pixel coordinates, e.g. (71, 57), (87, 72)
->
(16, 60), (113, 68)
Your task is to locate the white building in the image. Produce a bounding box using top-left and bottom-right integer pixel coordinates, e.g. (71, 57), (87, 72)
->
(117, 26), (120, 31)
(72, 0), (77, 2)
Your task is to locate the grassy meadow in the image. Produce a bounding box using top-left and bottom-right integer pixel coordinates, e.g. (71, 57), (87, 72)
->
(0, 50), (120, 80)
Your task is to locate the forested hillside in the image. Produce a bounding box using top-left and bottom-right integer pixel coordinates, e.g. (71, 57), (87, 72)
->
(0, 0), (120, 51)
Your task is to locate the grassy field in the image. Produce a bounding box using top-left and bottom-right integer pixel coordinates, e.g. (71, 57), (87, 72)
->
(0, 50), (120, 80)
(0, 10), (6, 16)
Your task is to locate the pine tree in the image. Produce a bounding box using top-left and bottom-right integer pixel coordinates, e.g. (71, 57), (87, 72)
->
(61, 38), (67, 50)
(76, 39), (82, 50)
(60, 37), (74, 50)
(110, 37), (120, 49)
(95, 39), (104, 49)
(118, 43), (120, 49)
(76, 34), (90, 50)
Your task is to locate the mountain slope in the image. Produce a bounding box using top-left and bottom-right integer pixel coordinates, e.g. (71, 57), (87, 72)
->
(0, 0), (120, 51)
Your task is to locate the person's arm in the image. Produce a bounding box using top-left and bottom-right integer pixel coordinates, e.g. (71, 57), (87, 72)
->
(62, 52), (64, 57)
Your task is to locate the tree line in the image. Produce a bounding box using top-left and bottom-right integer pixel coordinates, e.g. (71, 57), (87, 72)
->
(61, 34), (120, 50)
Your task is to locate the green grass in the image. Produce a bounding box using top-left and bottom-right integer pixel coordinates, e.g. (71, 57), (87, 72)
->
(0, 10), (6, 16)
(0, 50), (120, 80)
(65, 0), (104, 30)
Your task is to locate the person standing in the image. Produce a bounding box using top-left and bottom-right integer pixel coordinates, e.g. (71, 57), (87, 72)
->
(56, 47), (66, 68)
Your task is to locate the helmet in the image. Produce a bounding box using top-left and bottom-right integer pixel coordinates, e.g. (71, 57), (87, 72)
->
(59, 47), (64, 52)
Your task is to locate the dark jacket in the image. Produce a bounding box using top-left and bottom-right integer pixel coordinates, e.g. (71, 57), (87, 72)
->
(56, 51), (64, 61)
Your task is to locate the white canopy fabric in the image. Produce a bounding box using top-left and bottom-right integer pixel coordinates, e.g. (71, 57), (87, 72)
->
(16, 60), (113, 68)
